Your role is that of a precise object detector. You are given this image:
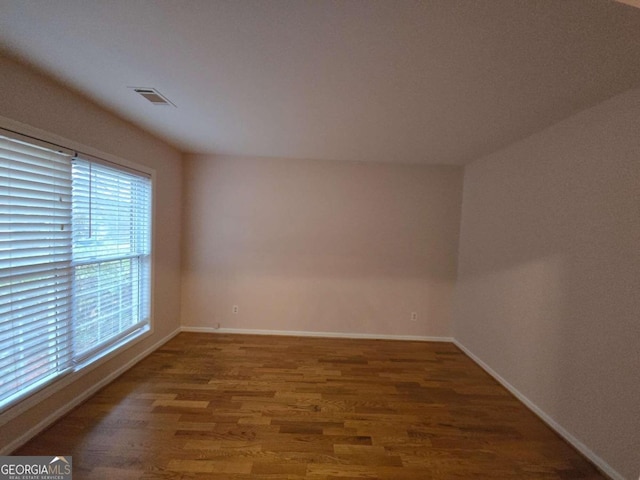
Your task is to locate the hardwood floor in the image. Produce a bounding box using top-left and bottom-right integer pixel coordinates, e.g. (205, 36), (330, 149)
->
(15, 332), (606, 479)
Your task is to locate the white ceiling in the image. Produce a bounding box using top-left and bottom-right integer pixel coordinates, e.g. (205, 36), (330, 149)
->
(1, 0), (640, 165)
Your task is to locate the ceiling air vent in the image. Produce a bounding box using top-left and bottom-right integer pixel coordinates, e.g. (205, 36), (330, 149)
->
(129, 87), (176, 107)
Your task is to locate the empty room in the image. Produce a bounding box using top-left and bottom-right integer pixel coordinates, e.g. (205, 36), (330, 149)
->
(0, 1), (638, 479)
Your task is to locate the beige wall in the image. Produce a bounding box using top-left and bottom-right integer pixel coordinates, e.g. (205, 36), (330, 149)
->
(0, 53), (183, 451)
(453, 87), (640, 479)
(182, 155), (463, 337)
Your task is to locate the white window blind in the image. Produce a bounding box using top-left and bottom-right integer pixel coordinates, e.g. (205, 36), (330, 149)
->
(71, 157), (151, 362)
(0, 129), (152, 413)
(0, 133), (74, 409)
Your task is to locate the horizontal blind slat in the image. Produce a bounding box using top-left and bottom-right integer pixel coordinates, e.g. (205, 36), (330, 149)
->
(0, 292), (72, 318)
(0, 253), (72, 269)
(0, 325), (70, 359)
(0, 262), (71, 280)
(0, 350), (73, 400)
(0, 305), (73, 338)
(0, 274), (72, 299)
(0, 135), (73, 160)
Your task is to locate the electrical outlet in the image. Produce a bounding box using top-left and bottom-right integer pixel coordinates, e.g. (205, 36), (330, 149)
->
(232, 305), (239, 314)
(410, 312), (418, 321)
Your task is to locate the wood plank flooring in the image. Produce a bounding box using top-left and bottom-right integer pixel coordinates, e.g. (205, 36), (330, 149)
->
(15, 332), (606, 479)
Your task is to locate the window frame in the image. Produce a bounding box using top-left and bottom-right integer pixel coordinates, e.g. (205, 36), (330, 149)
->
(70, 154), (153, 364)
(0, 116), (155, 424)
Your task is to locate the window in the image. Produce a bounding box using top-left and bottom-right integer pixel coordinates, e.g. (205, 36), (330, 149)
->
(71, 157), (151, 362)
(0, 129), (152, 412)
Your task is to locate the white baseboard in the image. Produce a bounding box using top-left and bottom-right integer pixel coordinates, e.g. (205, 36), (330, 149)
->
(453, 339), (623, 480)
(180, 326), (452, 342)
(1, 327), (182, 456)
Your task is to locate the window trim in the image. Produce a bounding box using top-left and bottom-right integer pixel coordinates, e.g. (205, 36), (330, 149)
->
(0, 116), (155, 426)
